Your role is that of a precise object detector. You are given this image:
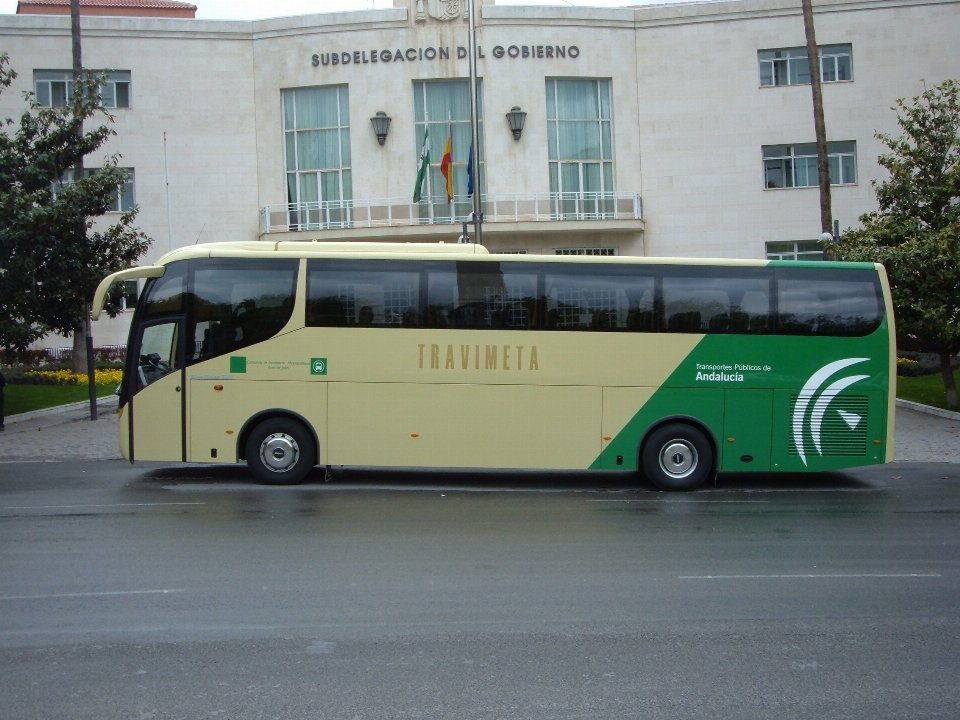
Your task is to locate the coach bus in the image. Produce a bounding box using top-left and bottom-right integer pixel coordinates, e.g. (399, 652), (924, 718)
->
(93, 242), (895, 490)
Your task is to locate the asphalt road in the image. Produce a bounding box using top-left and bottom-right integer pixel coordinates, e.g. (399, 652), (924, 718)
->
(2, 460), (959, 719)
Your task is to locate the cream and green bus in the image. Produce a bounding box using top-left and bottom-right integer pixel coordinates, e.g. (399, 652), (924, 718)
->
(93, 242), (895, 490)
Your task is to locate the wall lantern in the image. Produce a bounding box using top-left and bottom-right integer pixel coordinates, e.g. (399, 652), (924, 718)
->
(370, 111), (391, 146)
(506, 105), (527, 140)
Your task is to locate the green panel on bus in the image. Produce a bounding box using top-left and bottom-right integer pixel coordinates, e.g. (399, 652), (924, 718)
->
(593, 318), (890, 473)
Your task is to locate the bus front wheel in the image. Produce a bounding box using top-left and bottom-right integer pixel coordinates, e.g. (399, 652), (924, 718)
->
(245, 418), (317, 485)
(641, 423), (713, 491)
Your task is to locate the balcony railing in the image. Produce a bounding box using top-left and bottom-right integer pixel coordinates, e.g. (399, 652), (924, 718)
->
(260, 191), (642, 234)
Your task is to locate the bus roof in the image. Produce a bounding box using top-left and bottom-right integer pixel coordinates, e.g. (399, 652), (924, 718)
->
(149, 241), (879, 271)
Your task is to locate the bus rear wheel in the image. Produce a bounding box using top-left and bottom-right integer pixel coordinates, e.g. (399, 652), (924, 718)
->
(641, 423), (713, 491)
(245, 418), (316, 485)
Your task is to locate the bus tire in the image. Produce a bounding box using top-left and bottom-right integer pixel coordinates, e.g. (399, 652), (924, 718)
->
(245, 418), (316, 485)
(641, 423), (713, 491)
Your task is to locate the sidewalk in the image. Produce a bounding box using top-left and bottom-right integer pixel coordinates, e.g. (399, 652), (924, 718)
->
(1, 396), (122, 462)
(1, 397), (957, 464)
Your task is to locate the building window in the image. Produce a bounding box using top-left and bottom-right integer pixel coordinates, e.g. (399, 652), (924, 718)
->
(56, 167), (135, 212)
(766, 240), (826, 261)
(413, 79), (485, 221)
(555, 248), (618, 256)
(758, 45), (852, 87)
(34, 70), (131, 108)
(763, 141), (856, 188)
(282, 85), (352, 229)
(122, 280), (140, 311)
(546, 78), (614, 218)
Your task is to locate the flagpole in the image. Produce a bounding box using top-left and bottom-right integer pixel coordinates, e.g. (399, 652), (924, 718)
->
(467, 0), (482, 245)
(448, 112), (454, 214)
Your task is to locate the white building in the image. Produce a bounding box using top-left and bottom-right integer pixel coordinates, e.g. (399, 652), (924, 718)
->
(1, 0), (958, 346)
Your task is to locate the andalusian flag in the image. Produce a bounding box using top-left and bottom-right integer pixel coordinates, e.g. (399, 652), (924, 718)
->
(440, 123), (454, 203)
(413, 125), (430, 203)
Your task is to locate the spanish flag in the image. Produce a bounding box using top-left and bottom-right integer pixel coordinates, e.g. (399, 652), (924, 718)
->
(440, 123), (454, 203)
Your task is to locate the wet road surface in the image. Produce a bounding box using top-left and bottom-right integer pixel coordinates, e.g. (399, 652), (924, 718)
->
(1, 461), (959, 719)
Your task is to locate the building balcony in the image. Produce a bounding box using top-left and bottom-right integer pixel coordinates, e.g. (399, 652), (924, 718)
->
(260, 191), (643, 237)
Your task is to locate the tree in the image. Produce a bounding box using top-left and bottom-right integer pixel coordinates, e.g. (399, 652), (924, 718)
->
(839, 79), (960, 409)
(801, 0), (833, 245)
(0, 53), (151, 356)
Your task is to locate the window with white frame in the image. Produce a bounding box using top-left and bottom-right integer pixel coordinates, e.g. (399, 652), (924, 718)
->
(121, 280), (140, 311)
(56, 167), (135, 212)
(546, 78), (614, 219)
(413, 79), (485, 221)
(758, 45), (852, 87)
(282, 85), (352, 229)
(34, 70), (131, 108)
(766, 240), (826, 261)
(762, 141), (856, 188)
(555, 248), (618, 256)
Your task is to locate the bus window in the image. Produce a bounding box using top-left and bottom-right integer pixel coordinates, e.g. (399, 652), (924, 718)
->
(137, 321), (178, 390)
(662, 272), (772, 334)
(426, 261), (539, 329)
(142, 261), (186, 317)
(544, 267), (655, 331)
(307, 260), (421, 328)
(187, 259), (298, 363)
(777, 270), (883, 336)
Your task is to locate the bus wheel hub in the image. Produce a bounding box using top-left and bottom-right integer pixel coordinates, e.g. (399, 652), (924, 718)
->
(261, 433), (300, 472)
(659, 440), (697, 479)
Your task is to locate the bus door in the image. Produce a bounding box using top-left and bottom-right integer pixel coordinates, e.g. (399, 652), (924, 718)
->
(128, 317), (185, 461)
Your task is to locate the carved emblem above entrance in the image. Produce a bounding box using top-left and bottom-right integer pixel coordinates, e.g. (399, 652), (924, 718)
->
(416, 0), (462, 23)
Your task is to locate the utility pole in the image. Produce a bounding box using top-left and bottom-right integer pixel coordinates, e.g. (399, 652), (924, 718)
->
(466, 0), (483, 245)
(801, 0), (834, 258)
(71, 0), (97, 420)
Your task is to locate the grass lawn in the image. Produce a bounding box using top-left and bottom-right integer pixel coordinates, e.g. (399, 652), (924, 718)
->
(4, 384), (117, 417)
(897, 369), (960, 412)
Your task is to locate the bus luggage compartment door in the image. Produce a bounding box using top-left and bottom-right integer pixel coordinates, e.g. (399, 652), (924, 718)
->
(722, 389), (773, 471)
(327, 382), (602, 470)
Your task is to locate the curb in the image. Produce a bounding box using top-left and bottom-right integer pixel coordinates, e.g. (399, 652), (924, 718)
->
(5, 395), (120, 424)
(896, 398), (960, 421)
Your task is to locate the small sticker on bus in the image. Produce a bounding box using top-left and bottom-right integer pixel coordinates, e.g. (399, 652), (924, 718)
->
(311, 358), (328, 375)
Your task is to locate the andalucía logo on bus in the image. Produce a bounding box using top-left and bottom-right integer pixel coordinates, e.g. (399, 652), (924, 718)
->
(695, 362), (772, 382)
(792, 357), (869, 466)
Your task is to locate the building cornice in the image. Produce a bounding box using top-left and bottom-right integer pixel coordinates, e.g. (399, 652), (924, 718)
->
(0, 0), (956, 40)
(484, 0), (960, 29)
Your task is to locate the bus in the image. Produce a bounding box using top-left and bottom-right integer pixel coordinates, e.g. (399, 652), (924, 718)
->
(93, 242), (895, 491)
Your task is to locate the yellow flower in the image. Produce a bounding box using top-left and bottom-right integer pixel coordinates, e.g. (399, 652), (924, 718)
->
(25, 368), (125, 385)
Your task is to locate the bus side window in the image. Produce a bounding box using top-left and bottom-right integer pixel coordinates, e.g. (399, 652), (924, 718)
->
(543, 270), (653, 331)
(777, 272), (883, 337)
(136, 321), (178, 391)
(187, 259), (298, 364)
(426, 262), (539, 330)
(662, 273), (772, 334)
(307, 260), (421, 328)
